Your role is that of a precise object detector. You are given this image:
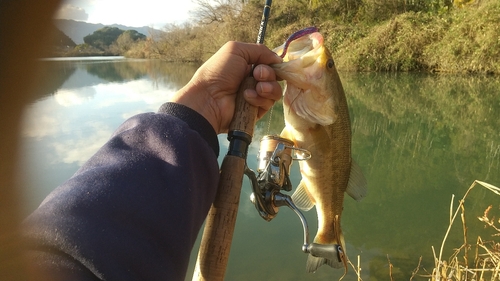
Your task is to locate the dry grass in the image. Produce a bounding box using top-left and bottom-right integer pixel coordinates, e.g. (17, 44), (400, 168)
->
(345, 180), (500, 281)
(422, 180), (500, 281)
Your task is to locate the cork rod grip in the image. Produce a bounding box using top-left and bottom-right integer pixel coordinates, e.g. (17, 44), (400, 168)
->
(192, 77), (258, 281)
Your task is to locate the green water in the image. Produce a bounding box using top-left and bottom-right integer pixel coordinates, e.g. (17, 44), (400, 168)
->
(19, 58), (500, 280)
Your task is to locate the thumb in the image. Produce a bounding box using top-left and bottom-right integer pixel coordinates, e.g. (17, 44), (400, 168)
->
(224, 41), (282, 66)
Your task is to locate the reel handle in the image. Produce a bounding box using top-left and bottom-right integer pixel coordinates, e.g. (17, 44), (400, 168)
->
(274, 193), (343, 263)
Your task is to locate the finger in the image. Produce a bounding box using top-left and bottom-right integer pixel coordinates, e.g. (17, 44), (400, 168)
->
(253, 64), (276, 82)
(256, 81), (282, 101)
(243, 89), (274, 110)
(224, 41), (282, 66)
(257, 108), (269, 120)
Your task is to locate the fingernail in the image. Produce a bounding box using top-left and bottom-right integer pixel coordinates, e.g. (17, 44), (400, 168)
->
(252, 65), (261, 80)
(244, 89), (257, 98)
(260, 66), (268, 80)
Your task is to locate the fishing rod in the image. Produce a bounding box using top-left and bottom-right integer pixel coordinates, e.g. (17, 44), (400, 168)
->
(192, 1), (273, 281)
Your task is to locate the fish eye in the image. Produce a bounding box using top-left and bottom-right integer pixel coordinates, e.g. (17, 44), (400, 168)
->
(327, 59), (335, 69)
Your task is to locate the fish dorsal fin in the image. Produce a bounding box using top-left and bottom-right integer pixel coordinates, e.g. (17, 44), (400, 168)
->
(346, 159), (367, 201)
(291, 180), (315, 211)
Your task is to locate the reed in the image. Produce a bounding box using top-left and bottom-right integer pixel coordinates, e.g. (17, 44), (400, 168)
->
(422, 180), (500, 281)
(347, 180), (500, 280)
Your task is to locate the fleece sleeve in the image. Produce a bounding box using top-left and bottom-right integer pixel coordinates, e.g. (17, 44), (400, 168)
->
(23, 103), (220, 281)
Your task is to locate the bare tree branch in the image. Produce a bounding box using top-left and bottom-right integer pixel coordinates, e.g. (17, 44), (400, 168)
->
(191, 0), (245, 25)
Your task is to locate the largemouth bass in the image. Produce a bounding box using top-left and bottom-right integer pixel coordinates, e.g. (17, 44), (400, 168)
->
(271, 28), (367, 275)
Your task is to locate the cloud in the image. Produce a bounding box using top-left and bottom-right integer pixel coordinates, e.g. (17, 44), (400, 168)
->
(54, 4), (89, 21)
(51, 0), (197, 28)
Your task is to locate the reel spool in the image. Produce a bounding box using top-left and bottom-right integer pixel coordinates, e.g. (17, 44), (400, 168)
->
(247, 135), (309, 221)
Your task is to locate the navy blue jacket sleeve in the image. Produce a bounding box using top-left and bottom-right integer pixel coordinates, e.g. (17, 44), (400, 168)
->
(23, 103), (220, 281)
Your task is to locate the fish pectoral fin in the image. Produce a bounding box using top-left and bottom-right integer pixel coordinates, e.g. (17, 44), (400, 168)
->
(291, 180), (315, 211)
(346, 159), (368, 201)
(280, 126), (292, 141)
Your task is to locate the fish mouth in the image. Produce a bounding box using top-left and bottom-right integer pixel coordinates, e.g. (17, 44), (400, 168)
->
(271, 31), (337, 126)
(272, 32), (326, 87)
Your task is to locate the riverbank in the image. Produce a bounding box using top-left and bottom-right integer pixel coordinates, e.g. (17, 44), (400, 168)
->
(121, 0), (499, 74)
(332, 0), (500, 74)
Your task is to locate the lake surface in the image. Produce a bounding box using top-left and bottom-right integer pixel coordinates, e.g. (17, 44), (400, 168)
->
(19, 58), (500, 280)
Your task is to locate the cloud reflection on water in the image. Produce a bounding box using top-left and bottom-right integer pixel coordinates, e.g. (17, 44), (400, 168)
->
(22, 60), (190, 166)
(54, 87), (97, 106)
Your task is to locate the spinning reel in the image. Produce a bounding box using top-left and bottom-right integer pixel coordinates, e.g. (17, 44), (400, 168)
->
(245, 135), (344, 262)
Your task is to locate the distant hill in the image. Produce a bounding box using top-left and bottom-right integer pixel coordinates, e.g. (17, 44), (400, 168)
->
(50, 24), (77, 48)
(54, 19), (161, 44)
(38, 24), (77, 57)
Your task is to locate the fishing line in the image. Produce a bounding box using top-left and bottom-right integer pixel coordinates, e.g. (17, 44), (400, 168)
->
(265, 103), (274, 134)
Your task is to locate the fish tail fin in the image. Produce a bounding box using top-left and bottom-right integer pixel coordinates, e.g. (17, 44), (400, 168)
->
(306, 231), (345, 273)
(306, 254), (328, 273)
(306, 252), (344, 272)
(305, 217), (349, 274)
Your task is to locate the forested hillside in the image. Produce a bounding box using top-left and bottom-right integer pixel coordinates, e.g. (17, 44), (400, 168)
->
(54, 19), (155, 44)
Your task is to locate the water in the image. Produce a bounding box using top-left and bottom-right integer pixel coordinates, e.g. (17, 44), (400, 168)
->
(19, 58), (500, 280)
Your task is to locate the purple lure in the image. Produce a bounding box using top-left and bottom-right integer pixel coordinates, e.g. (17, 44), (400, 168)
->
(279, 27), (319, 58)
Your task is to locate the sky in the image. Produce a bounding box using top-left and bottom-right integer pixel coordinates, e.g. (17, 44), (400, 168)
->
(53, 0), (199, 28)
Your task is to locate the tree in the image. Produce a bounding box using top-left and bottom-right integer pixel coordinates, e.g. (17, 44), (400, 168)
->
(111, 30), (147, 54)
(83, 27), (125, 50)
(124, 30), (146, 41)
(192, 0), (246, 24)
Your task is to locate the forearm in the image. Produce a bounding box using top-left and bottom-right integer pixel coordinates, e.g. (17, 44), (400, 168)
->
(23, 103), (220, 281)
